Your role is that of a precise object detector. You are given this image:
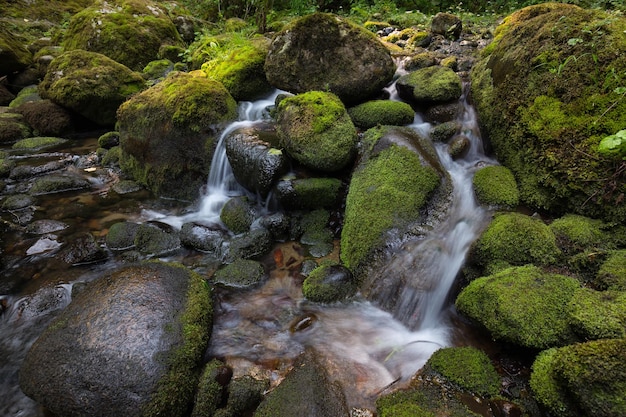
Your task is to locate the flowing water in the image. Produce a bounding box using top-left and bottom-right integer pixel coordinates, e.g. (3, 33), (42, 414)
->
(0, 85), (497, 415)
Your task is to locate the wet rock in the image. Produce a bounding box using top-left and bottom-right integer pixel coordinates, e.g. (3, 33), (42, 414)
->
(118, 72), (237, 200)
(220, 375), (268, 415)
(0, 84), (16, 106)
(220, 196), (257, 234)
(265, 12), (395, 104)
(8, 85), (40, 108)
(0, 26), (32, 75)
(142, 59), (174, 84)
(15, 100), (73, 136)
(105, 221), (140, 251)
(1, 193), (35, 211)
(254, 349), (349, 417)
(431, 12), (462, 40)
(396, 66), (463, 107)
(61, 0), (185, 71)
(257, 212), (290, 241)
(447, 134), (470, 159)
(57, 232), (107, 265)
(134, 221), (181, 256)
(12, 136), (68, 152)
(29, 174), (91, 195)
(274, 177), (342, 211)
(302, 264), (356, 303)
(25, 219), (68, 235)
(425, 101), (462, 123)
(19, 262), (213, 417)
(173, 15), (198, 43)
(275, 91), (357, 172)
(191, 360), (231, 417)
(429, 121), (459, 142)
(0, 157), (16, 178)
(39, 50), (146, 126)
(112, 180), (144, 195)
(347, 100), (415, 130)
(10, 160), (69, 180)
(225, 128), (287, 198)
(225, 227), (273, 261)
(97, 131), (119, 149)
(404, 51), (439, 72)
(180, 222), (227, 254)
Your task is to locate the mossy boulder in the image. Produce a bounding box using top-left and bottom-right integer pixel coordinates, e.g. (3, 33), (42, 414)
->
(191, 360), (230, 417)
(19, 262), (213, 417)
(0, 25), (32, 75)
(133, 222), (181, 256)
(9, 85), (41, 108)
(567, 288), (626, 340)
(142, 59), (175, 84)
(470, 3), (626, 222)
(340, 125), (447, 272)
(15, 100), (73, 136)
(29, 174), (91, 195)
(254, 349), (349, 417)
(274, 177), (342, 210)
(105, 221), (140, 251)
(347, 100), (415, 130)
(425, 346), (500, 397)
(530, 338), (626, 417)
(213, 258), (266, 288)
(596, 249), (626, 290)
(98, 131), (120, 149)
(61, 0), (184, 71)
(2, 193), (35, 211)
(302, 264), (356, 303)
(472, 165), (519, 208)
(201, 36), (273, 101)
(264, 13), (396, 104)
(456, 265), (580, 349)
(469, 212), (561, 272)
(118, 71), (237, 200)
(275, 91), (357, 172)
(396, 66), (463, 107)
(39, 50), (146, 126)
(0, 112), (31, 143)
(220, 196), (256, 234)
(549, 214), (607, 253)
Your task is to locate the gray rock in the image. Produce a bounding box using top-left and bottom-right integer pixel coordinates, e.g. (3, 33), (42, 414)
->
(180, 222), (227, 254)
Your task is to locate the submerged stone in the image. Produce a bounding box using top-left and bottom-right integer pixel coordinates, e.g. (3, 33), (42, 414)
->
(213, 258), (266, 288)
(29, 174), (91, 195)
(302, 264), (356, 303)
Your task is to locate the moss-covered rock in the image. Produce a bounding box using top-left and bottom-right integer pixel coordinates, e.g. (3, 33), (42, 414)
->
(142, 59), (175, 84)
(469, 212), (561, 271)
(0, 156), (16, 178)
(302, 264), (356, 303)
(425, 347), (500, 397)
(567, 288), (626, 340)
(530, 338), (626, 417)
(9, 85), (41, 108)
(201, 36), (272, 101)
(549, 214), (607, 253)
(341, 125), (445, 271)
(133, 222), (181, 256)
(29, 174), (91, 195)
(2, 193), (35, 211)
(213, 258), (265, 288)
(456, 265), (580, 349)
(429, 121), (460, 142)
(472, 165), (519, 208)
(118, 71), (237, 200)
(15, 100), (73, 136)
(274, 177), (342, 210)
(98, 131), (120, 149)
(39, 50), (146, 126)
(105, 221), (140, 251)
(470, 3), (626, 222)
(347, 100), (414, 130)
(396, 66), (463, 106)
(12, 136), (67, 151)
(191, 360), (230, 417)
(0, 112), (31, 143)
(596, 249), (626, 291)
(264, 12), (396, 104)
(275, 91), (357, 172)
(220, 196), (256, 234)
(61, 0), (184, 71)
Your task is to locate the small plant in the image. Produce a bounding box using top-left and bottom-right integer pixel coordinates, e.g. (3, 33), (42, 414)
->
(598, 128), (626, 160)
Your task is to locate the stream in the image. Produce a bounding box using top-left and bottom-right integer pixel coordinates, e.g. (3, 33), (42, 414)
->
(0, 83), (497, 415)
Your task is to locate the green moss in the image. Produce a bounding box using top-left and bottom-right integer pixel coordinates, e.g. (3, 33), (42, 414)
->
(142, 59), (174, 81)
(470, 4), (626, 222)
(471, 212), (561, 269)
(456, 265), (580, 349)
(0, 157), (16, 177)
(276, 91), (357, 172)
(567, 288), (626, 340)
(12, 136), (67, 151)
(101, 146), (122, 167)
(549, 214), (608, 254)
(302, 265), (356, 303)
(142, 261), (213, 417)
(472, 165), (519, 207)
(397, 66), (462, 104)
(596, 249), (626, 290)
(105, 221), (139, 250)
(29, 175), (91, 195)
(376, 384), (479, 417)
(213, 259), (265, 288)
(530, 348), (573, 417)
(9, 85), (40, 108)
(220, 196), (255, 234)
(347, 100), (415, 130)
(276, 177), (342, 210)
(191, 359), (227, 417)
(380, 402), (434, 417)
(426, 347), (500, 397)
(341, 129), (440, 270)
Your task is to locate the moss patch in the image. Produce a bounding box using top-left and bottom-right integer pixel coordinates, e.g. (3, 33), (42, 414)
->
(472, 165), (519, 207)
(567, 288), (626, 340)
(347, 100), (415, 129)
(12, 136), (67, 151)
(596, 249), (626, 290)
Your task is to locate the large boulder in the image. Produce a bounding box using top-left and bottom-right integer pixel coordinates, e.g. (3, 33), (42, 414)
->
(117, 71), (237, 200)
(19, 262), (213, 417)
(275, 91), (357, 172)
(471, 3), (626, 222)
(39, 50), (146, 126)
(264, 13), (396, 104)
(61, 0), (185, 71)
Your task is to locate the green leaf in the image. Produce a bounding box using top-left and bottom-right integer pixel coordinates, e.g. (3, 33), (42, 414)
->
(614, 87), (626, 95)
(598, 129), (626, 159)
(567, 37), (583, 46)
